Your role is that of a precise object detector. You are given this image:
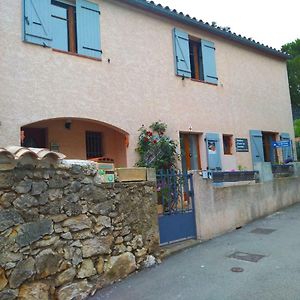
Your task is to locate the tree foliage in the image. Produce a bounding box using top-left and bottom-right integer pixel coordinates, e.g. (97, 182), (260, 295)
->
(281, 39), (300, 106)
(294, 119), (300, 137)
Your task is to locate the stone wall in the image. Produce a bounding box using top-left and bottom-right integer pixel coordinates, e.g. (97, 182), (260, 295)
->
(0, 162), (159, 300)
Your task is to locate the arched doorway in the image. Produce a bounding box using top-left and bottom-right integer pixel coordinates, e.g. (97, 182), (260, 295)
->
(21, 118), (128, 167)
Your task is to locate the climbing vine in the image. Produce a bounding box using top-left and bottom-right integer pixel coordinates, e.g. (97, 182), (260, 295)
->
(136, 122), (177, 170)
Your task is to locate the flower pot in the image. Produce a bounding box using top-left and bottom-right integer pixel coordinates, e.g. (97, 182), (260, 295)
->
(116, 167), (147, 182)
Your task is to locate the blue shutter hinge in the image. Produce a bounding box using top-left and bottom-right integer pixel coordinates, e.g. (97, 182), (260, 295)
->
(81, 6), (101, 14)
(207, 75), (219, 80)
(83, 46), (102, 53)
(204, 45), (216, 50)
(25, 16), (30, 25)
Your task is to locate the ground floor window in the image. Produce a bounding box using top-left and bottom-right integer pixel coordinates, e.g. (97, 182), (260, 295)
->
(86, 131), (103, 159)
(21, 127), (47, 148)
(223, 134), (233, 155)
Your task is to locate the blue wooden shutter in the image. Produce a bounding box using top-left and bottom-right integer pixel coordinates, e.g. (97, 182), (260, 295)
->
(250, 130), (264, 164)
(51, 5), (68, 51)
(201, 40), (218, 84)
(269, 136), (276, 164)
(23, 0), (52, 47)
(173, 28), (191, 78)
(280, 133), (293, 161)
(206, 133), (222, 171)
(76, 0), (102, 59)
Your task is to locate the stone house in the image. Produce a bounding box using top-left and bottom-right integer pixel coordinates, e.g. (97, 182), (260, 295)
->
(0, 0), (295, 171)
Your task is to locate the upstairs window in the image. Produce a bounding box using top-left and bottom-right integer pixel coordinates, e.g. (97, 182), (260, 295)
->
(189, 39), (204, 81)
(23, 0), (102, 59)
(51, 1), (77, 53)
(173, 28), (218, 85)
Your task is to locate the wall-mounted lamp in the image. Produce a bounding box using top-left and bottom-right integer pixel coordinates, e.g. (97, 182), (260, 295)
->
(65, 119), (72, 130)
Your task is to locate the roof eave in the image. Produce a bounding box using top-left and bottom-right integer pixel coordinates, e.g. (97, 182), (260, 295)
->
(119, 0), (291, 60)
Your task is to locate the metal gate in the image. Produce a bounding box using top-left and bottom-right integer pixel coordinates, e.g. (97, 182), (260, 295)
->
(157, 170), (196, 245)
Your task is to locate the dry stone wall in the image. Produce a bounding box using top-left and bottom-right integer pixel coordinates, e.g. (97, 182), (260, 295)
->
(0, 162), (160, 300)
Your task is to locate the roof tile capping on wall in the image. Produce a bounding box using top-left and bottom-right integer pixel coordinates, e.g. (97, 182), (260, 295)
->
(0, 147), (66, 170)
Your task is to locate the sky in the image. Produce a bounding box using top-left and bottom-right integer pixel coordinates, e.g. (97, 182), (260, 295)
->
(156, 0), (299, 50)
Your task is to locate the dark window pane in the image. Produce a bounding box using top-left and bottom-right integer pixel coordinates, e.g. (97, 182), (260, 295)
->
(86, 131), (103, 159)
(223, 135), (233, 155)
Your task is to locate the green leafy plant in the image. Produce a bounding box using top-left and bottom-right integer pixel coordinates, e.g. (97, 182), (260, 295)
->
(294, 119), (300, 138)
(281, 39), (300, 106)
(149, 121), (167, 135)
(136, 122), (177, 170)
(237, 165), (247, 171)
(296, 141), (300, 161)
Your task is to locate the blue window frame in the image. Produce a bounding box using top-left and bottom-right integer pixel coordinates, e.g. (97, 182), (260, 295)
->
(23, 0), (102, 59)
(173, 28), (218, 84)
(51, 0), (72, 52)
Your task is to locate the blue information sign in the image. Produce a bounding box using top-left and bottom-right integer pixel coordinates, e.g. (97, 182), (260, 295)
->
(272, 141), (291, 148)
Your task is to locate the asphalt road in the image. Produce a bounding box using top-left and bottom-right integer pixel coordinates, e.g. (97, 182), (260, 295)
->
(90, 203), (300, 300)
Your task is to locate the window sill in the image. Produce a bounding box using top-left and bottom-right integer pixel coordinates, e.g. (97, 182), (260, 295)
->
(52, 49), (102, 62)
(191, 78), (218, 86)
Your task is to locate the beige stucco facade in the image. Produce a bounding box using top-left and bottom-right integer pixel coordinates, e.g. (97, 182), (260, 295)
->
(0, 0), (294, 169)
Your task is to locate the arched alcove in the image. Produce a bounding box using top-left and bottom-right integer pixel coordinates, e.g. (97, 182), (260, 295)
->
(21, 118), (129, 167)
